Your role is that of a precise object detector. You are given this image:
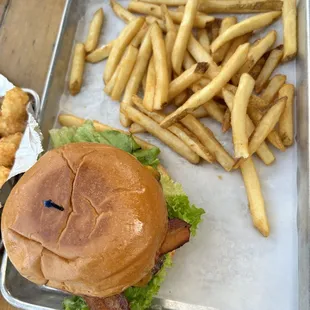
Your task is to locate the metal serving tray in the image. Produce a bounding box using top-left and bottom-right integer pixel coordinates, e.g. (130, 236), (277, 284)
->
(1, 0), (310, 309)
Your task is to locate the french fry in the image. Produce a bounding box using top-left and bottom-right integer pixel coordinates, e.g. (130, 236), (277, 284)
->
(213, 17), (238, 64)
(143, 57), (156, 111)
(160, 43), (250, 128)
(222, 89), (275, 165)
(222, 109), (231, 133)
(199, 0), (282, 14)
(146, 16), (167, 32)
(232, 31), (277, 85)
(122, 104), (200, 163)
(128, 1), (214, 28)
(197, 28), (211, 54)
(187, 35), (221, 78)
(222, 33), (252, 65)
(168, 63), (209, 101)
(132, 95), (215, 162)
(69, 43), (86, 96)
(203, 100), (225, 123)
(261, 74), (286, 104)
(111, 45), (139, 100)
(246, 97), (287, 159)
(151, 23), (169, 110)
(279, 84), (295, 146)
(232, 74), (255, 158)
(183, 50), (196, 70)
(104, 17), (145, 83)
(58, 114), (155, 150)
(131, 22), (150, 47)
(121, 31), (153, 126)
(240, 157), (270, 237)
(191, 106), (208, 118)
(131, 0), (186, 5)
(104, 64), (121, 95)
(129, 122), (146, 133)
(211, 11), (281, 53)
(85, 8), (104, 53)
(110, 0), (135, 23)
(247, 105), (286, 152)
(86, 41), (114, 63)
(210, 18), (221, 43)
(161, 5), (177, 81)
(255, 46), (284, 93)
(249, 56), (266, 80)
(171, 0), (199, 75)
(282, 0), (297, 62)
(174, 89), (189, 106)
(181, 115), (235, 171)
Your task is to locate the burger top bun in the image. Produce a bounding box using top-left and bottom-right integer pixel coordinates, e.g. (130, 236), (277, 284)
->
(2, 143), (168, 298)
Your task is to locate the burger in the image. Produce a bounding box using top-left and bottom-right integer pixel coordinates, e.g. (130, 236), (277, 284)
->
(1, 120), (204, 310)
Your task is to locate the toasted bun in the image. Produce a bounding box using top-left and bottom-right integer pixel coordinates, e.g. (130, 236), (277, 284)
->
(2, 143), (168, 298)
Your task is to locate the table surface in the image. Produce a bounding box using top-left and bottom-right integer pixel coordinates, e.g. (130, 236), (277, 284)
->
(0, 0), (66, 308)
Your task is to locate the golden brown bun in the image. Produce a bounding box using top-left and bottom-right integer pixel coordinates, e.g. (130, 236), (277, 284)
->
(2, 143), (168, 298)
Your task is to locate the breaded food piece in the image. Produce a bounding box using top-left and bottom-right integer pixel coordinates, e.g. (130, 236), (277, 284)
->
(0, 133), (23, 167)
(1, 87), (29, 120)
(0, 166), (10, 188)
(0, 87), (28, 136)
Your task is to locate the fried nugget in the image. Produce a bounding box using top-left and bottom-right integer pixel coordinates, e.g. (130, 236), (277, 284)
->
(0, 133), (23, 167)
(0, 118), (26, 137)
(0, 166), (10, 188)
(1, 87), (28, 120)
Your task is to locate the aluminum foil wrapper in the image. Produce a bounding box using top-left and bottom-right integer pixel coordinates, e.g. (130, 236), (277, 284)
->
(0, 74), (43, 180)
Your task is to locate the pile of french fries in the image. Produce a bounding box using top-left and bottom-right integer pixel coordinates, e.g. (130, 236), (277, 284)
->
(67, 0), (297, 237)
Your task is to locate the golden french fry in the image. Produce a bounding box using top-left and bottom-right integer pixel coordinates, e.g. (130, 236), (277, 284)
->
(222, 33), (252, 65)
(131, 22), (150, 47)
(247, 105), (286, 152)
(144, 57), (156, 111)
(110, 45), (138, 100)
(151, 23), (169, 110)
(171, 0), (199, 74)
(146, 16), (167, 32)
(261, 74), (286, 104)
(161, 5), (177, 81)
(69, 43), (86, 96)
(160, 43), (250, 128)
(197, 28), (211, 54)
(246, 97), (287, 159)
(174, 89), (189, 106)
(240, 157), (270, 237)
(279, 84), (295, 146)
(183, 50), (196, 69)
(187, 35), (221, 78)
(128, 1), (214, 28)
(210, 18), (221, 43)
(168, 63), (209, 101)
(85, 8), (104, 53)
(203, 100), (225, 123)
(213, 17), (238, 64)
(282, 0), (297, 62)
(200, 0), (282, 13)
(222, 89), (275, 165)
(222, 109), (231, 133)
(255, 46), (283, 93)
(121, 30), (153, 126)
(86, 41), (114, 63)
(132, 95), (215, 162)
(232, 30), (277, 85)
(58, 114), (155, 150)
(191, 105), (208, 118)
(181, 115), (235, 171)
(249, 56), (266, 80)
(122, 104), (200, 163)
(104, 65), (121, 95)
(129, 122), (146, 133)
(232, 74), (255, 158)
(104, 17), (144, 83)
(211, 11), (281, 53)
(110, 0), (135, 23)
